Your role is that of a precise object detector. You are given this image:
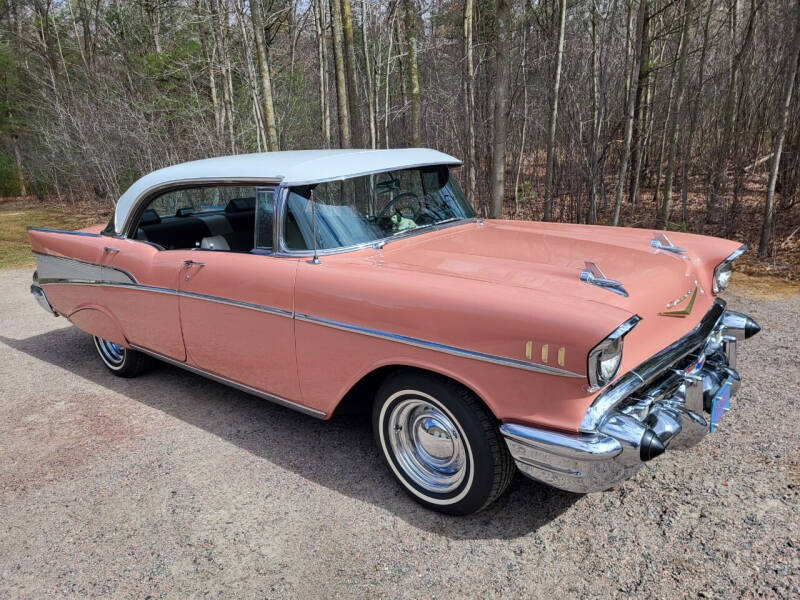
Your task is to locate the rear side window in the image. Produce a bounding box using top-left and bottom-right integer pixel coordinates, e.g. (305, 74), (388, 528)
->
(133, 184), (274, 253)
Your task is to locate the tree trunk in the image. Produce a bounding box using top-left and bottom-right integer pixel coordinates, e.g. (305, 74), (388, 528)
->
(197, 0), (222, 137)
(629, 0), (650, 206)
(543, 0), (567, 222)
(660, 0), (693, 227)
(403, 0), (422, 147)
(514, 23), (529, 216)
(708, 0), (760, 227)
(340, 0), (361, 146)
(209, 0), (236, 153)
(681, 0), (713, 226)
(613, 0), (646, 226)
(313, 0), (331, 148)
(329, 0), (352, 148)
(652, 35), (681, 221)
(489, 0), (511, 218)
(361, 0), (377, 148)
(463, 0), (477, 207)
(759, 1), (800, 257)
(250, 0), (279, 151)
(588, 2), (601, 224)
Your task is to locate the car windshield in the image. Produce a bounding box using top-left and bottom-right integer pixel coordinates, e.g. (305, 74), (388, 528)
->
(283, 165), (474, 251)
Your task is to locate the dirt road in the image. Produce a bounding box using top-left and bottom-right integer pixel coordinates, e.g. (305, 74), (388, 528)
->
(1, 267), (797, 598)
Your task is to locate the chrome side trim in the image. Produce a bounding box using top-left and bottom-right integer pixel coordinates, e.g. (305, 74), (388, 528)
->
(27, 226), (102, 238)
(295, 313), (585, 378)
(33, 255), (581, 377)
(178, 289), (293, 318)
(580, 299), (727, 432)
(37, 278), (293, 318)
(33, 251), (137, 285)
(130, 344), (326, 419)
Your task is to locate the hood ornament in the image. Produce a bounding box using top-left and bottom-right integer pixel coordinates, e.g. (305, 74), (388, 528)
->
(579, 261), (629, 297)
(659, 285), (698, 317)
(651, 233), (687, 256)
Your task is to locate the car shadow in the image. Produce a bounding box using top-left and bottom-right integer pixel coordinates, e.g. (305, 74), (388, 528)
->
(1, 326), (580, 540)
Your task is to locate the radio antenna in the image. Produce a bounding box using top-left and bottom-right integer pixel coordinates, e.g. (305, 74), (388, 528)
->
(307, 189), (321, 265)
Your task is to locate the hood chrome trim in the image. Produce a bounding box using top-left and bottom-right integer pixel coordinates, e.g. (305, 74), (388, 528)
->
(579, 261), (629, 297)
(650, 232), (687, 256)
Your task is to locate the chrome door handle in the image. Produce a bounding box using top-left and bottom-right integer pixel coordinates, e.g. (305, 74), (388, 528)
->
(103, 246), (120, 254)
(183, 259), (205, 280)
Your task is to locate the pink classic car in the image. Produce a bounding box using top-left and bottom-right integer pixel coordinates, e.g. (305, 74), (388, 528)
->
(28, 149), (760, 514)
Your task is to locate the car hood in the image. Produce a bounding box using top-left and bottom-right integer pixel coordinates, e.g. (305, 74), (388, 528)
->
(377, 219), (716, 321)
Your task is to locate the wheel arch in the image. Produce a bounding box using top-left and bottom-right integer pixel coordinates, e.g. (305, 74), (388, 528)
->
(67, 305), (129, 347)
(329, 360), (498, 420)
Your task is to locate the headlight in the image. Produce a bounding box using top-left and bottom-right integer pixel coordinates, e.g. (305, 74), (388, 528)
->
(713, 245), (746, 294)
(587, 316), (641, 390)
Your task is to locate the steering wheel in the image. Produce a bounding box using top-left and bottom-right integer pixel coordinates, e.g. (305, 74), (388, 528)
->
(377, 192), (422, 221)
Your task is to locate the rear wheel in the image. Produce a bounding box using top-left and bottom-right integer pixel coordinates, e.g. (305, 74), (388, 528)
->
(93, 336), (153, 378)
(373, 371), (515, 515)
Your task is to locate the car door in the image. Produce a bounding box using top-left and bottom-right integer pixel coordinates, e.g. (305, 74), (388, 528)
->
(100, 238), (187, 361)
(171, 186), (302, 403)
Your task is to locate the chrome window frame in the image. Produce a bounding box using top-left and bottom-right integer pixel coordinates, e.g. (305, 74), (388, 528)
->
(119, 178), (282, 254)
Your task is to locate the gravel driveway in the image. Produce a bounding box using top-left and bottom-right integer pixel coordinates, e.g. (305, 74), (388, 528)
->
(0, 267), (797, 599)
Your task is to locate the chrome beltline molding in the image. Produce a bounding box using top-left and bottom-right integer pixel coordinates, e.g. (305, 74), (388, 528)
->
(295, 313), (584, 378)
(35, 251), (583, 378)
(28, 226), (102, 238)
(129, 344), (326, 419)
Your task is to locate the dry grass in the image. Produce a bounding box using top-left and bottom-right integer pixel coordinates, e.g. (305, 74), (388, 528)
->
(729, 271), (800, 299)
(0, 197), (111, 269)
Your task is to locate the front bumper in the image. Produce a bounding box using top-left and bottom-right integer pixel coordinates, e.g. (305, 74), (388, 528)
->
(500, 299), (759, 493)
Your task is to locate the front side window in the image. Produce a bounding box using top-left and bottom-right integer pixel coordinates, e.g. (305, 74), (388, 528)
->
(283, 166), (474, 251)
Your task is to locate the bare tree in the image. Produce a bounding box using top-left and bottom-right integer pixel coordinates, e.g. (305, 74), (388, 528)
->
(543, 0), (567, 222)
(660, 0), (693, 227)
(707, 0), (761, 226)
(463, 0), (477, 207)
(329, 0), (352, 147)
(759, 0), (800, 257)
(340, 0), (361, 146)
(490, 0), (511, 218)
(403, 0), (421, 147)
(250, 0), (279, 151)
(613, 0), (646, 226)
(313, 0), (331, 148)
(361, 0), (377, 148)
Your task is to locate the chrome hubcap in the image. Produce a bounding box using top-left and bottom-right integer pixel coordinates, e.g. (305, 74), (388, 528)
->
(387, 398), (466, 493)
(96, 337), (124, 366)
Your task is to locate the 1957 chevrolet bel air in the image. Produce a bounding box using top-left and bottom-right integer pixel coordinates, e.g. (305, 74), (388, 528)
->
(28, 148), (760, 514)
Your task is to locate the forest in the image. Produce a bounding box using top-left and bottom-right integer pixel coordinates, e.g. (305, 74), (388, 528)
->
(1, 0), (799, 268)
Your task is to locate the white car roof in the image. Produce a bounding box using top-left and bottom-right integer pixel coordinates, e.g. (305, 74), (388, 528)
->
(114, 148), (461, 233)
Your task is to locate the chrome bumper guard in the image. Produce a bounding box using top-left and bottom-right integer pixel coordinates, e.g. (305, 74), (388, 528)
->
(30, 271), (57, 315)
(501, 299), (760, 493)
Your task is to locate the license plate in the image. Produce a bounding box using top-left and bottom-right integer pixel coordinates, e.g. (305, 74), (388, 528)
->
(709, 376), (734, 433)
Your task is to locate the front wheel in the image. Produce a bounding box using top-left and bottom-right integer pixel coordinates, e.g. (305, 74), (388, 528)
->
(373, 371), (515, 515)
(93, 336), (153, 378)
